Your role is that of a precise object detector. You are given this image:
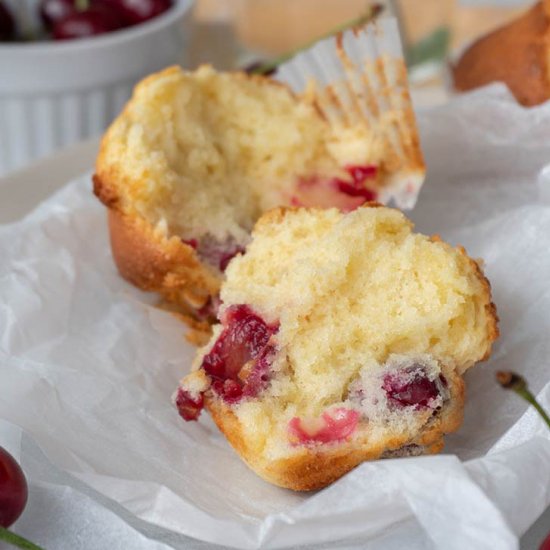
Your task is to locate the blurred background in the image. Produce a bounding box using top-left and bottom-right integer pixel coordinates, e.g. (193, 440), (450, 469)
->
(190, 0), (526, 70)
(0, 0), (536, 177)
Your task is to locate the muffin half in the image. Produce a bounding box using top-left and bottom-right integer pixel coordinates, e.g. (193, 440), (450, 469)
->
(174, 205), (499, 490)
(94, 57), (424, 341)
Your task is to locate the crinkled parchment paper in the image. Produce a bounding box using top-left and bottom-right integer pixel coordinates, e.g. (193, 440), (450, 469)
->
(1, 84), (550, 549)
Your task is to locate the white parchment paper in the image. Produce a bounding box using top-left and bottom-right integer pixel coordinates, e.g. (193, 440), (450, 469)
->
(1, 85), (550, 549)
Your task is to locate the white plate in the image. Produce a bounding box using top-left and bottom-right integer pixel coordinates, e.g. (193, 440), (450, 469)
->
(0, 138), (99, 223)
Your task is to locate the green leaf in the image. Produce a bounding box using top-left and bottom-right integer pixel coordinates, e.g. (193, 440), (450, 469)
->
(406, 27), (450, 68)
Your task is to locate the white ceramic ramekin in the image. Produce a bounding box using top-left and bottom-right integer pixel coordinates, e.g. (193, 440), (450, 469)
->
(0, 0), (193, 176)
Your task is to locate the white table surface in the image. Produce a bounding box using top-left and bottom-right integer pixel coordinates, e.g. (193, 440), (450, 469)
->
(0, 139), (548, 550)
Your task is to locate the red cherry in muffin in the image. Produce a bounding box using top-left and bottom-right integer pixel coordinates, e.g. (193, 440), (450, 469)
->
(289, 408), (360, 445)
(292, 165), (378, 212)
(334, 165), (378, 202)
(175, 389), (204, 421)
(202, 305), (278, 399)
(175, 305), (278, 422)
(383, 365), (446, 410)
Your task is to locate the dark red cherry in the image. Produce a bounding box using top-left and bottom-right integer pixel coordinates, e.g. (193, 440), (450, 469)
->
(101, 0), (172, 26)
(0, 446), (28, 528)
(0, 1), (15, 41)
(39, 0), (76, 29)
(92, 0), (128, 25)
(540, 532), (550, 550)
(52, 5), (121, 39)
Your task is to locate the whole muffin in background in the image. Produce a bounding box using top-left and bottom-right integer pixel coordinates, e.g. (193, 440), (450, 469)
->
(174, 205), (499, 491)
(453, 0), (550, 106)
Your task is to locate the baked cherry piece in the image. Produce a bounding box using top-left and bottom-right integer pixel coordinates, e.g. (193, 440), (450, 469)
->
(188, 236), (245, 273)
(175, 389), (204, 421)
(202, 305), (277, 399)
(335, 165), (378, 201)
(383, 365), (445, 410)
(181, 238), (198, 250)
(219, 246), (245, 272)
(0, 1), (15, 41)
(0, 446), (28, 528)
(101, 0), (172, 26)
(176, 306), (278, 421)
(176, 305), (278, 422)
(292, 165), (378, 212)
(289, 408), (360, 445)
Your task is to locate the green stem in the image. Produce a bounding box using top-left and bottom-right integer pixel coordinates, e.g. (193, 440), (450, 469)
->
(496, 371), (550, 431)
(249, 4), (383, 75)
(517, 387), (550, 430)
(0, 527), (45, 550)
(74, 0), (89, 12)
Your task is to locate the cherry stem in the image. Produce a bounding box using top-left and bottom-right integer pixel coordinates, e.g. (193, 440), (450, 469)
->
(248, 4), (384, 75)
(74, 0), (89, 11)
(0, 527), (45, 550)
(496, 371), (550, 430)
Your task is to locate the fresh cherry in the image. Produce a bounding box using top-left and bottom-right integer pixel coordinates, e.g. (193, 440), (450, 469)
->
(383, 365), (445, 410)
(0, 1), (15, 41)
(100, 0), (172, 26)
(39, 0), (76, 29)
(540, 532), (550, 550)
(52, 4), (122, 40)
(0, 446), (28, 528)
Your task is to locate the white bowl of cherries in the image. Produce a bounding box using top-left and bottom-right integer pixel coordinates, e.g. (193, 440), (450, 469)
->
(0, 0), (193, 176)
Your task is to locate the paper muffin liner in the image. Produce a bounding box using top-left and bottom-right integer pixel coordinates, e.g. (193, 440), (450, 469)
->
(276, 17), (425, 210)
